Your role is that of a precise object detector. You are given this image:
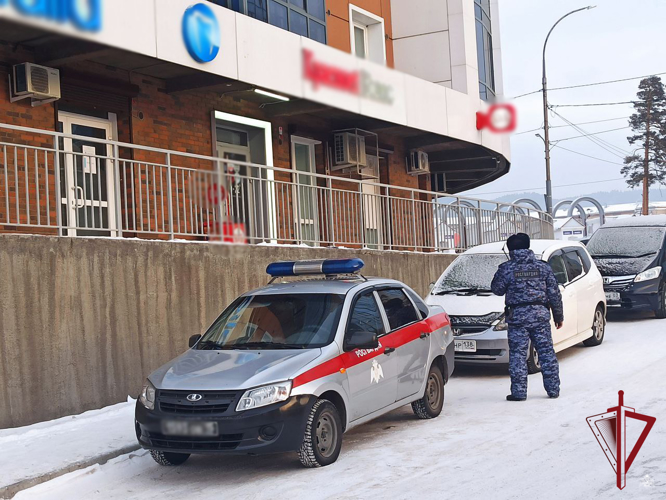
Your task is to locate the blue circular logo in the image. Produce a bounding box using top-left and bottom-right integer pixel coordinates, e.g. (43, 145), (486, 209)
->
(182, 3), (221, 63)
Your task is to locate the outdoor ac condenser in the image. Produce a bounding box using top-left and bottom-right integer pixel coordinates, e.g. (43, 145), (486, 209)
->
(407, 150), (430, 175)
(12, 63), (61, 100)
(333, 132), (367, 169)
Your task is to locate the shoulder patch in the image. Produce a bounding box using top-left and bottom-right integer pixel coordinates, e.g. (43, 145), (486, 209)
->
(514, 270), (541, 280)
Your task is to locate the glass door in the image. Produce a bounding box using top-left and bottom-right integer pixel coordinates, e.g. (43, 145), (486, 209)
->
(59, 113), (117, 237)
(217, 138), (252, 241)
(291, 137), (320, 245)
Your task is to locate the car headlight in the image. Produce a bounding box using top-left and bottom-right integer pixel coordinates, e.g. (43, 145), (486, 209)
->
(139, 380), (156, 410)
(494, 315), (508, 331)
(635, 266), (662, 283)
(236, 381), (292, 412)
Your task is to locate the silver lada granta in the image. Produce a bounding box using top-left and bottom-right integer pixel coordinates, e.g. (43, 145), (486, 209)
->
(135, 258), (454, 467)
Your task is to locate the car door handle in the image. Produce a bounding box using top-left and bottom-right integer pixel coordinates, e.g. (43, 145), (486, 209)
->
(384, 347), (396, 355)
(420, 332), (429, 339)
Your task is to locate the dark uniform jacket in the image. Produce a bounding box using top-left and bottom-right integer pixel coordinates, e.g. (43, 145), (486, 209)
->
(491, 248), (564, 326)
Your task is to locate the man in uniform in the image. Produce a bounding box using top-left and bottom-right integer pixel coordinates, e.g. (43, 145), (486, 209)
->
(491, 233), (564, 401)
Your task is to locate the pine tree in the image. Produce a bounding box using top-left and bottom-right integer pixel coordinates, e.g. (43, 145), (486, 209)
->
(621, 76), (666, 215)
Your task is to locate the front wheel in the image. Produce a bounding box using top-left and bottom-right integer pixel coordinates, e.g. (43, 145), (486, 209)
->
(298, 399), (343, 468)
(583, 306), (606, 346)
(527, 342), (541, 374)
(150, 450), (190, 466)
(412, 364), (444, 419)
(655, 284), (666, 319)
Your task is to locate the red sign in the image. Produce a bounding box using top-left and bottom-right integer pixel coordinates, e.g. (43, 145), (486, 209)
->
(476, 104), (517, 133)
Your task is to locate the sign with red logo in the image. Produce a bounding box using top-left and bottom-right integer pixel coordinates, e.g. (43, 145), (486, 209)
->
(476, 103), (517, 133)
(303, 49), (394, 105)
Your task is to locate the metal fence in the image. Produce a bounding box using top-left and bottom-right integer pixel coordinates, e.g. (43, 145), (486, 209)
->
(0, 122), (553, 252)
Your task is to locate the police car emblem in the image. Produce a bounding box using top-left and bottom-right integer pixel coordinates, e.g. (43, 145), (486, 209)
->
(187, 394), (203, 402)
(370, 359), (384, 384)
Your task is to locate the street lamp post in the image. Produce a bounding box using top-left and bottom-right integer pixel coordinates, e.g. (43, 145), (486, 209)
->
(542, 6), (596, 215)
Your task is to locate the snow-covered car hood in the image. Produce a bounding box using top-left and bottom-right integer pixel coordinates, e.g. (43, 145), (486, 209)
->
(149, 348), (322, 391)
(592, 254), (658, 277)
(426, 293), (504, 318)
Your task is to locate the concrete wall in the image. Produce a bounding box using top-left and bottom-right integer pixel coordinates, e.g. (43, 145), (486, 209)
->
(0, 235), (456, 428)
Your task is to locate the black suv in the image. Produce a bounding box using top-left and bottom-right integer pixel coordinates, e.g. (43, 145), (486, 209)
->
(586, 215), (666, 318)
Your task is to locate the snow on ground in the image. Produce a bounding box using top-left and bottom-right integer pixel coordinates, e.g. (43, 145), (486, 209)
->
(13, 313), (666, 500)
(0, 398), (137, 495)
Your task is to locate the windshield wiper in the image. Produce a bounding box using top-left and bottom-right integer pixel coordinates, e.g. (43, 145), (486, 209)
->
(435, 287), (493, 296)
(593, 253), (656, 259)
(232, 342), (307, 350)
(196, 340), (235, 350)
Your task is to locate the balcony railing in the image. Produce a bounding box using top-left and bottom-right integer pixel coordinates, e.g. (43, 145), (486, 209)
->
(0, 122), (553, 252)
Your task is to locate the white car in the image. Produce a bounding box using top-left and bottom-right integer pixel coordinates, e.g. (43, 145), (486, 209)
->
(425, 240), (606, 373)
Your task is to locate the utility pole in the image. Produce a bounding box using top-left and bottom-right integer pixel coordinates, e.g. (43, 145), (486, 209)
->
(541, 6), (596, 216)
(643, 91), (652, 216)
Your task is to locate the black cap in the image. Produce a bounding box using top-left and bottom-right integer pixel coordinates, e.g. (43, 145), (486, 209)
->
(507, 233), (530, 251)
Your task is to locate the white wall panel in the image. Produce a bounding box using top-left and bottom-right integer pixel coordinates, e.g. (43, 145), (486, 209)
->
(404, 74), (448, 136)
(393, 32), (451, 84)
(391, 0), (448, 39)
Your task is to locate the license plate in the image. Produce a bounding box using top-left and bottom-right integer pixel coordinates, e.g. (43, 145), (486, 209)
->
(606, 292), (620, 302)
(161, 420), (219, 437)
(454, 339), (477, 352)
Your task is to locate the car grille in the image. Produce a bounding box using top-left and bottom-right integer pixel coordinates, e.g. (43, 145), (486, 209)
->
(157, 390), (240, 415)
(603, 276), (635, 292)
(452, 326), (488, 336)
(147, 431), (243, 451)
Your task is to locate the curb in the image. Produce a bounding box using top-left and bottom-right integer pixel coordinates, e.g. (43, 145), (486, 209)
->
(0, 444), (140, 499)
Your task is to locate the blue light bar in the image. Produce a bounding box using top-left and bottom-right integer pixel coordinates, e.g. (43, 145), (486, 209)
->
(267, 258), (365, 277)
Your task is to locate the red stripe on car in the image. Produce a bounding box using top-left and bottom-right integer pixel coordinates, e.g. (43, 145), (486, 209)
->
(292, 312), (450, 388)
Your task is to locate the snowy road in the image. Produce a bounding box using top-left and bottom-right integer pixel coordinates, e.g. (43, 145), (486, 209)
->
(15, 313), (666, 500)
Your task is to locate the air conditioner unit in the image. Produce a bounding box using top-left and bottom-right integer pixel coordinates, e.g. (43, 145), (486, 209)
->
(407, 150), (430, 176)
(333, 132), (367, 169)
(11, 63), (61, 103)
(343, 154), (379, 180)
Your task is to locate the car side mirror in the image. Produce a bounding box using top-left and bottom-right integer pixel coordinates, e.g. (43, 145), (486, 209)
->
(345, 331), (379, 351)
(189, 334), (202, 348)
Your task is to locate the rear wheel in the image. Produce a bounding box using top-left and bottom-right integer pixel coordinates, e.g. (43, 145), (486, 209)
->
(298, 400), (343, 468)
(150, 450), (190, 466)
(584, 306), (606, 346)
(412, 364), (444, 419)
(655, 283), (666, 319)
(527, 342), (541, 374)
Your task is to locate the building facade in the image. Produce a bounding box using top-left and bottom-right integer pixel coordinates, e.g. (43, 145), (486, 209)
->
(0, 0), (534, 251)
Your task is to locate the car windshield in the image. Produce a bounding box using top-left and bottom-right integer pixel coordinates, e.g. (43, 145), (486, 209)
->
(196, 293), (345, 350)
(587, 226), (666, 258)
(433, 254), (508, 294)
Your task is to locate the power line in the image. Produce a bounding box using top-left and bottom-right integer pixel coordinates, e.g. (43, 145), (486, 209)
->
(554, 126), (631, 143)
(472, 177), (626, 196)
(514, 116), (630, 136)
(550, 109), (630, 157)
(551, 101), (635, 108)
(552, 144), (626, 165)
(510, 71), (666, 100)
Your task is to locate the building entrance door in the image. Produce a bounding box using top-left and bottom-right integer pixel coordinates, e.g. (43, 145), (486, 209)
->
(217, 137), (253, 240)
(58, 112), (117, 236)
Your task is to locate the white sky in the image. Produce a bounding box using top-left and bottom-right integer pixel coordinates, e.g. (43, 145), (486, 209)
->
(466, 0), (666, 202)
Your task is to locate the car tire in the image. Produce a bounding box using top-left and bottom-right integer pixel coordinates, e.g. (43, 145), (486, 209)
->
(298, 399), (343, 468)
(527, 341), (541, 374)
(411, 364), (445, 419)
(655, 283), (666, 319)
(583, 306), (606, 347)
(149, 450), (190, 466)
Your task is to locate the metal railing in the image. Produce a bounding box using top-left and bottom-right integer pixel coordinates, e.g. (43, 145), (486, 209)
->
(0, 122), (553, 252)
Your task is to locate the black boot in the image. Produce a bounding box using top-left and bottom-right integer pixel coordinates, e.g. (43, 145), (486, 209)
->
(506, 395), (527, 402)
(548, 393), (559, 399)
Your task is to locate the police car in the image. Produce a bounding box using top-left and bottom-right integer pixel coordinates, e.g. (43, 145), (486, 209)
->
(135, 259), (454, 468)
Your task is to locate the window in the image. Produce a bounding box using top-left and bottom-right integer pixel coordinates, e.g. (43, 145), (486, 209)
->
(346, 293), (386, 344)
(291, 137), (320, 245)
(405, 289), (429, 319)
(548, 254), (568, 285)
(576, 248), (592, 273)
(213, 0), (326, 42)
(563, 251), (584, 282)
(474, 0), (495, 101)
(349, 5), (386, 65)
(377, 289), (420, 331)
